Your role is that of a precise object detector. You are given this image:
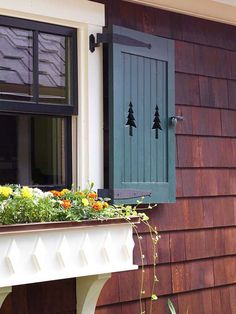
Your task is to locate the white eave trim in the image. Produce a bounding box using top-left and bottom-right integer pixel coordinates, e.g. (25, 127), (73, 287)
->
(126, 0), (236, 26)
(0, 0), (105, 27)
(213, 0), (236, 6)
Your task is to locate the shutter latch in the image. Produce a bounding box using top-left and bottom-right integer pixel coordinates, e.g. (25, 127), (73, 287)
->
(89, 32), (151, 53)
(97, 189), (151, 200)
(170, 115), (184, 127)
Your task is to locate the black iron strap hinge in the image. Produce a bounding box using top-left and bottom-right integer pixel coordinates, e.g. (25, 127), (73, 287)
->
(98, 189), (151, 200)
(89, 32), (151, 53)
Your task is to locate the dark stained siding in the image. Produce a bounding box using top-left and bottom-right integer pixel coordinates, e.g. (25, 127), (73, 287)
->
(95, 0), (236, 313)
(1, 1), (236, 313)
(0, 279), (76, 314)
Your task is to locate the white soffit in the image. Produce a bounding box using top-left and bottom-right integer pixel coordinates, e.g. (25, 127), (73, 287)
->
(213, 0), (236, 6)
(126, 0), (236, 25)
(0, 0), (105, 27)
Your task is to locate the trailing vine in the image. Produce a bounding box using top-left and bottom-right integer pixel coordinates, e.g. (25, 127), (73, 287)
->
(123, 202), (160, 314)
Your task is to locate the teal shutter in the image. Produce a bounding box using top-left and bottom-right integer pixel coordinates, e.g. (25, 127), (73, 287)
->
(108, 25), (175, 204)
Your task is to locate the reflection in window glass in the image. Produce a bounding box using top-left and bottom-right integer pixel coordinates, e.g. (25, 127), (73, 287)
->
(0, 115), (17, 183)
(31, 116), (66, 186)
(0, 26), (33, 100)
(0, 114), (66, 187)
(38, 33), (70, 104)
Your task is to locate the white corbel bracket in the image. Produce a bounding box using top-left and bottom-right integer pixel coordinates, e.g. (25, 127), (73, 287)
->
(76, 273), (111, 314)
(0, 286), (12, 308)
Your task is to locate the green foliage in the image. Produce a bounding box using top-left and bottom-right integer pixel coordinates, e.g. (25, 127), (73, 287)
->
(167, 299), (189, 314)
(168, 299), (177, 314)
(0, 184), (143, 225)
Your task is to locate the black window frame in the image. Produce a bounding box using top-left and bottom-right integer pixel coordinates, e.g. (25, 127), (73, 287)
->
(0, 16), (77, 189)
(0, 15), (78, 116)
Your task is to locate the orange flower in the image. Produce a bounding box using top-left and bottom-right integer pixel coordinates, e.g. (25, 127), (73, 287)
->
(62, 200), (72, 209)
(50, 190), (61, 197)
(92, 201), (103, 211)
(88, 192), (97, 199)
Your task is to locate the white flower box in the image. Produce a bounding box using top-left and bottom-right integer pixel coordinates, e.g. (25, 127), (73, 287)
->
(0, 218), (138, 314)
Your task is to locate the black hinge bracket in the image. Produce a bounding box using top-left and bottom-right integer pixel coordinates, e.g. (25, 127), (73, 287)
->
(89, 32), (152, 53)
(97, 189), (151, 200)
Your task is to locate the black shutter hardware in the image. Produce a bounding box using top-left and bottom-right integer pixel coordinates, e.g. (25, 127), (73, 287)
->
(98, 189), (151, 200)
(89, 31), (151, 52)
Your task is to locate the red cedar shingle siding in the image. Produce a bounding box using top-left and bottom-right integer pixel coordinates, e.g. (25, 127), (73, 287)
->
(96, 1), (236, 313)
(1, 1), (236, 313)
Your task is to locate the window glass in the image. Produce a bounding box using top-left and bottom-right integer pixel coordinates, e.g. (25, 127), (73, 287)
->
(0, 115), (17, 183)
(0, 26), (33, 100)
(31, 116), (66, 186)
(0, 114), (67, 187)
(38, 33), (70, 104)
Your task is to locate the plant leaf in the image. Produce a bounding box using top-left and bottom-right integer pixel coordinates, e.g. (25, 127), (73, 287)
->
(167, 299), (177, 314)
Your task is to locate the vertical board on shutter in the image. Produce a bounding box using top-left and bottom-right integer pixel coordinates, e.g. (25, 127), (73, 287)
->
(108, 25), (175, 204)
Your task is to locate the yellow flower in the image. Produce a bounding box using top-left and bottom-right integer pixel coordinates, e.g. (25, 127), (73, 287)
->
(60, 189), (69, 196)
(103, 202), (109, 209)
(21, 186), (32, 198)
(0, 186), (13, 198)
(82, 198), (89, 206)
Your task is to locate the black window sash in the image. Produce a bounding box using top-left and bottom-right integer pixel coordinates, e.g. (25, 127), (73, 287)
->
(0, 15), (78, 115)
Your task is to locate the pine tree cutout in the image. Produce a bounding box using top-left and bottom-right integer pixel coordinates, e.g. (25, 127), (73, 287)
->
(126, 101), (137, 136)
(152, 105), (162, 139)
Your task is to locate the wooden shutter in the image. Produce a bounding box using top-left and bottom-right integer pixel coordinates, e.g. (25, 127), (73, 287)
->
(108, 25), (175, 204)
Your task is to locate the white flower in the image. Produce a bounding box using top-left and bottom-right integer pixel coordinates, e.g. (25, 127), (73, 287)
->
(0, 200), (7, 211)
(44, 192), (53, 198)
(32, 188), (44, 197)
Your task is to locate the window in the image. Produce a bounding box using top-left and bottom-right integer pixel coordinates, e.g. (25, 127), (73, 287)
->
(0, 16), (77, 114)
(0, 17), (77, 189)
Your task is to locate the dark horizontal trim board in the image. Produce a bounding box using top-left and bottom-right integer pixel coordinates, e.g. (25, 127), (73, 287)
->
(0, 217), (140, 233)
(0, 101), (76, 116)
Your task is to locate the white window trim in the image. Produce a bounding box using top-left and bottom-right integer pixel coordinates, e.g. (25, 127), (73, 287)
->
(0, 0), (105, 191)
